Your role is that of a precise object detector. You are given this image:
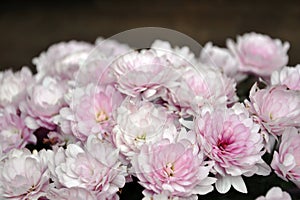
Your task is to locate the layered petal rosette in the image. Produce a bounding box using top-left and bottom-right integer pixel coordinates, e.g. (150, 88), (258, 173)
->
(112, 49), (181, 99)
(271, 65), (300, 90)
(0, 67), (33, 107)
(47, 135), (127, 199)
(0, 106), (36, 153)
(0, 149), (49, 200)
(20, 76), (66, 130)
(168, 65), (237, 116)
(33, 40), (94, 80)
(245, 84), (300, 137)
(131, 138), (216, 199)
(199, 42), (246, 82)
(150, 40), (198, 68)
(112, 98), (177, 158)
(195, 103), (270, 193)
(227, 32), (289, 76)
(255, 187), (291, 200)
(59, 83), (123, 141)
(271, 127), (300, 187)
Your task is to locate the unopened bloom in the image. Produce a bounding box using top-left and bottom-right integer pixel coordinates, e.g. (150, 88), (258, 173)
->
(271, 65), (300, 90)
(271, 127), (300, 187)
(245, 84), (300, 137)
(131, 139), (215, 198)
(227, 32), (289, 76)
(47, 135), (127, 199)
(0, 106), (36, 153)
(112, 98), (177, 158)
(255, 187), (291, 200)
(195, 103), (270, 193)
(0, 67), (33, 107)
(0, 148), (49, 200)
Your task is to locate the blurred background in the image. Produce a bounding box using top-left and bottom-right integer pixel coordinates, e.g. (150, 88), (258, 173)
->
(1, 0), (300, 71)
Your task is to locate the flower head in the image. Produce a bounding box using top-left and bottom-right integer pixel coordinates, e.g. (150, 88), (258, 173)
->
(246, 84), (300, 137)
(59, 83), (123, 142)
(271, 65), (300, 90)
(0, 106), (36, 153)
(0, 148), (49, 200)
(47, 135), (127, 199)
(20, 76), (66, 130)
(195, 103), (270, 193)
(0, 67), (33, 107)
(112, 98), (177, 158)
(271, 127), (300, 187)
(33, 41), (94, 80)
(131, 139), (215, 198)
(227, 32), (289, 76)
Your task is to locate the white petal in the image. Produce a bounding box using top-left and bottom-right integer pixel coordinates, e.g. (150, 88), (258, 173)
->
(231, 176), (247, 193)
(25, 117), (39, 129)
(215, 175), (231, 194)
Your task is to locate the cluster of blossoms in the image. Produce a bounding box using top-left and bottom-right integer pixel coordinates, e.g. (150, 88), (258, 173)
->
(0, 31), (298, 199)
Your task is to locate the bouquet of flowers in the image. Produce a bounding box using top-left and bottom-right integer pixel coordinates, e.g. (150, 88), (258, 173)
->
(0, 29), (299, 200)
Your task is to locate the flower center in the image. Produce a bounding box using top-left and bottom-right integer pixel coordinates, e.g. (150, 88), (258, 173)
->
(95, 110), (108, 122)
(164, 162), (175, 177)
(217, 140), (229, 151)
(135, 133), (146, 141)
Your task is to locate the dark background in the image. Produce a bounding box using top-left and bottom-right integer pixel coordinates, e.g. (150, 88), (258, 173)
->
(1, 0), (300, 71)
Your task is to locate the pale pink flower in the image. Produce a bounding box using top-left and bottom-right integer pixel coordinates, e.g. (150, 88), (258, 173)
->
(168, 65), (237, 116)
(59, 83), (123, 141)
(95, 37), (132, 58)
(20, 76), (66, 130)
(271, 65), (300, 90)
(195, 103), (270, 193)
(0, 106), (36, 153)
(0, 67), (33, 107)
(112, 98), (177, 158)
(199, 42), (247, 82)
(227, 32), (289, 76)
(0, 149), (50, 200)
(47, 135), (127, 199)
(151, 40), (198, 68)
(245, 84), (300, 137)
(33, 41), (94, 80)
(112, 49), (181, 99)
(46, 187), (98, 200)
(255, 187), (291, 200)
(271, 127), (300, 187)
(76, 38), (131, 87)
(131, 139), (216, 198)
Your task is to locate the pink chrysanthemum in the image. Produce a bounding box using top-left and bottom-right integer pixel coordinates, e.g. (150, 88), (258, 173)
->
(0, 106), (36, 153)
(227, 32), (289, 76)
(195, 103), (270, 193)
(271, 127), (300, 187)
(0, 148), (50, 200)
(112, 98), (177, 158)
(271, 65), (300, 90)
(131, 138), (215, 199)
(47, 135), (127, 199)
(58, 83), (123, 142)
